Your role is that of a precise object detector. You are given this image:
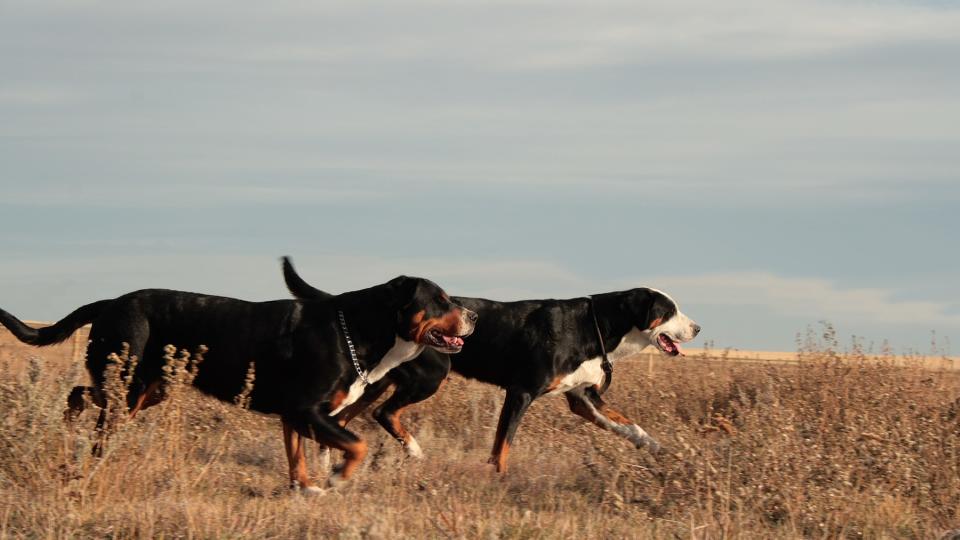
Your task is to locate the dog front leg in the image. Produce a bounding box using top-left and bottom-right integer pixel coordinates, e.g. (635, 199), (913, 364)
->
(565, 387), (661, 453)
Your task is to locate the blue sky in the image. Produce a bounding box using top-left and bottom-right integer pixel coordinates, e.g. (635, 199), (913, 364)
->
(2, 0), (958, 352)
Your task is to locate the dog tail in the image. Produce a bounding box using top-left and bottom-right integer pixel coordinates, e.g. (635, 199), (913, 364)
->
(281, 256), (333, 300)
(0, 299), (111, 346)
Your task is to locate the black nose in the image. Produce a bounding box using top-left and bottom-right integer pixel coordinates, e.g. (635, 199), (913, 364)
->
(693, 324), (701, 336)
(466, 310), (478, 323)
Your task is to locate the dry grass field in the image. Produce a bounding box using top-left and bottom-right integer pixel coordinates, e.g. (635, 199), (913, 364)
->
(1, 325), (959, 539)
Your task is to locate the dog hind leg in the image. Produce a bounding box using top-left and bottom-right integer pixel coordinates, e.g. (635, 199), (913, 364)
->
(64, 386), (102, 423)
(283, 409), (369, 488)
(84, 323), (149, 456)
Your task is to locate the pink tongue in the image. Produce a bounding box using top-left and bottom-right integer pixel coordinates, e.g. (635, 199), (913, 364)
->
(443, 336), (464, 347)
(660, 335), (683, 356)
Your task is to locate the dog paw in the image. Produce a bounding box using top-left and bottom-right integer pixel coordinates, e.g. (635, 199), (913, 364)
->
(326, 464), (347, 489)
(625, 425), (662, 454)
(643, 435), (664, 456)
(643, 437), (664, 455)
(404, 437), (424, 459)
(290, 482), (324, 497)
(297, 485), (325, 497)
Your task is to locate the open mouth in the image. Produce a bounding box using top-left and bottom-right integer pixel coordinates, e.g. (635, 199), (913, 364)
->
(657, 334), (683, 357)
(425, 328), (465, 353)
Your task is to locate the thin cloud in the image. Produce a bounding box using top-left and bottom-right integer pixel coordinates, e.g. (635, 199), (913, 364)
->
(284, 255), (960, 328)
(648, 272), (960, 327)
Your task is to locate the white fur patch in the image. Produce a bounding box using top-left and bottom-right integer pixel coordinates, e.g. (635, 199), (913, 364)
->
(329, 337), (423, 416)
(546, 327), (654, 395)
(292, 484), (324, 496)
(657, 309), (697, 341)
(547, 357), (604, 395)
(405, 436), (424, 459)
(326, 471), (346, 488)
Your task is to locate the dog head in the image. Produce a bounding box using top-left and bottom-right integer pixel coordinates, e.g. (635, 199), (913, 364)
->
(280, 257), (476, 354)
(621, 288), (700, 356)
(386, 276), (477, 353)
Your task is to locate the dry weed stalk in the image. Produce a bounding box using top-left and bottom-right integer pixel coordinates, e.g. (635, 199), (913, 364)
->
(234, 361), (256, 410)
(0, 335), (957, 538)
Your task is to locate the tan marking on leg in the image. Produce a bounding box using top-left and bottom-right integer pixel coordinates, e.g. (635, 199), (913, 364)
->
(494, 440), (510, 473)
(329, 389), (349, 411)
(334, 383), (392, 427)
(545, 375), (565, 393)
(337, 439), (368, 480)
(385, 405), (413, 443)
(568, 393), (633, 428)
(335, 398), (366, 427)
(335, 406), (361, 427)
(282, 421), (313, 489)
(129, 381), (163, 419)
(489, 420), (512, 473)
(598, 404), (632, 425)
(489, 401), (514, 474)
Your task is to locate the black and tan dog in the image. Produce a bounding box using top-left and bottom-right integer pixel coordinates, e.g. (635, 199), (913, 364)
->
(0, 259), (476, 492)
(283, 259), (699, 473)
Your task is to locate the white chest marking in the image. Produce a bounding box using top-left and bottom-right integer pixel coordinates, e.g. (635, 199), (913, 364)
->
(330, 337), (423, 416)
(547, 357), (605, 395)
(546, 327), (655, 396)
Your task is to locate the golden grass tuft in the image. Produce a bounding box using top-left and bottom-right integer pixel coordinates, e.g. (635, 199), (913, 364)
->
(0, 330), (959, 538)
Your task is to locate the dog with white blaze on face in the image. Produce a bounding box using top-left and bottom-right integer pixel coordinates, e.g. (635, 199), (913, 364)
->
(282, 259), (700, 474)
(0, 257), (476, 493)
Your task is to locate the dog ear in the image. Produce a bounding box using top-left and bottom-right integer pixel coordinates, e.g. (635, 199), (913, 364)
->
(645, 292), (677, 329)
(622, 289), (674, 330)
(385, 275), (421, 310)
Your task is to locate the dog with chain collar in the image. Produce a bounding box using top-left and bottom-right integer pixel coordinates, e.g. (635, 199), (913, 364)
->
(0, 258), (476, 492)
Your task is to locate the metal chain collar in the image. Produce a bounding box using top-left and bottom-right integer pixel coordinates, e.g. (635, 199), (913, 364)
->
(337, 310), (369, 385)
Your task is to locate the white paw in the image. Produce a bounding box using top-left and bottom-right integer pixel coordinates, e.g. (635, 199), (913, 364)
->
(318, 447), (331, 471)
(404, 437), (424, 459)
(291, 482), (324, 496)
(326, 473), (345, 489)
(300, 485), (325, 496)
(326, 464), (347, 489)
(625, 424), (661, 453)
(642, 436), (662, 454)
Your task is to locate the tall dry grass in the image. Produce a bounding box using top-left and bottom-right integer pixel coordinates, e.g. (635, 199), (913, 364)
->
(1, 328), (959, 539)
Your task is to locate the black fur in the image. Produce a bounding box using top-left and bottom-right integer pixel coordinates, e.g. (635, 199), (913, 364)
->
(0, 300), (113, 346)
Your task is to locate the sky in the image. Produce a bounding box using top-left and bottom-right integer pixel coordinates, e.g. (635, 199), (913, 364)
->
(1, 0), (958, 353)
